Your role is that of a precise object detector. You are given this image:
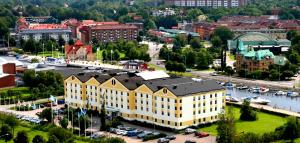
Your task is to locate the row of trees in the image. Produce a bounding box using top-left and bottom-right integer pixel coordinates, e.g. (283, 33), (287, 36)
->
(20, 37), (69, 54)
(159, 34), (215, 72)
(23, 70), (64, 99)
(96, 40), (151, 62)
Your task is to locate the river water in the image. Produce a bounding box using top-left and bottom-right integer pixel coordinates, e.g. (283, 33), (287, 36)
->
(228, 88), (300, 112)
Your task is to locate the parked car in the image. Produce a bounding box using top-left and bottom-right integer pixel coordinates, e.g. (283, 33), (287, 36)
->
(152, 132), (160, 136)
(91, 132), (104, 139)
(115, 129), (123, 135)
(195, 131), (209, 138)
(127, 130), (138, 137)
(157, 138), (170, 143)
(120, 130), (128, 136)
(184, 128), (196, 134)
(109, 128), (117, 133)
(137, 131), (152, 139)
(210, 72), (218, 76)
(185, 140), (196, 143)
(165, 135), (176, 140)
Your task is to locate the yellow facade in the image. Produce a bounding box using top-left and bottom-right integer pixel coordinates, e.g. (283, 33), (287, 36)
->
(64, 74), (226, 129)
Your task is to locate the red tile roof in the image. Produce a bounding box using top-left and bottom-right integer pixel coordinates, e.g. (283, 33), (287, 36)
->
(65, 40), (93, 55)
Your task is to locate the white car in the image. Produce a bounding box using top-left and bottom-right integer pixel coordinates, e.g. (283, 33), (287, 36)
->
(116, 129), (127, 135)
(184, 128), (196, 134)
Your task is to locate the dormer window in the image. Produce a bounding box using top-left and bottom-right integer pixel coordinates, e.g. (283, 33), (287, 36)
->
(112, 79), (116, 85)
(163, 88), (167, 94)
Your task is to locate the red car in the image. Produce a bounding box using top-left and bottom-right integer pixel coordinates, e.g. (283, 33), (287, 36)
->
(195, 132), (209, 138)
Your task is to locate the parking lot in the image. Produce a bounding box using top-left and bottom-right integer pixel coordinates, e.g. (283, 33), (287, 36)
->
(107, 132), (216, 143)
(0, 103), (216, 143)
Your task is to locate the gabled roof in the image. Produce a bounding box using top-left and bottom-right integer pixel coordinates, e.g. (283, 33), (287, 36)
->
(65, 40), (93, 55)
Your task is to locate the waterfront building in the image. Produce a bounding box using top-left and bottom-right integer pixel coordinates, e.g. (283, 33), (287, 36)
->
(228, 32), (291, 55)
(64, 71), (226, 129)
(230, 33), (290, 72)
(165, 0), (247, 8)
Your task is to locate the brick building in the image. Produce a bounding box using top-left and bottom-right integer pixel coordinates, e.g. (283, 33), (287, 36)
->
(80, 24), (138, 43)
(165, 0), (247, 8)
(17, 17), (71, 42)
(0, 62), (16, 88)
(231, 33), (289, 72)
(65, 40), (95, 61)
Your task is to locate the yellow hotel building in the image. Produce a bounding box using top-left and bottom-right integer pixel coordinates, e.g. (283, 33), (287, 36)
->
(64, 71), (226, 130)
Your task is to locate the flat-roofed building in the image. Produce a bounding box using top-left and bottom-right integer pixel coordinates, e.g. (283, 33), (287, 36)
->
(80, 24), (138, 43)
(165, 0), (247, 8)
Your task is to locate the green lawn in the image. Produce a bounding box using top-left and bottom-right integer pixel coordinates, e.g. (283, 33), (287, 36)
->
(148, 63), (166, 71)
(199, 106), (287, 136)
(229, 53), (236, 61)
(37, 51), (64, 58)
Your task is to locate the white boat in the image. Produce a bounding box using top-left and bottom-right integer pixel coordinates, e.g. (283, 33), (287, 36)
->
(248, 87), (260, 93)
(287, 92), (299, 97)
(226, 96), (239, 102)
(259, 87), (269, 94)
(275, 91), (287, 96)
(250, 97), (271, 105)
(44, 57), (67, 67)
(237, 85), (248, 90)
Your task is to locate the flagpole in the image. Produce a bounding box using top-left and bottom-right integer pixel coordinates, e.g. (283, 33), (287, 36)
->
(78, 115), (80, 136)
(84, 116), (86, 138)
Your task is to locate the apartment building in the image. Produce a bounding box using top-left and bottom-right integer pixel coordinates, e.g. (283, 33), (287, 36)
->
(64, 71), (226, 129)
(80, 24), (138, 44)
(165, 0), (247, 8)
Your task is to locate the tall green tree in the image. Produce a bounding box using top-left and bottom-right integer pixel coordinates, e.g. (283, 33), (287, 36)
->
(240, 100), (257, 121)
(212, 27), (234, 70)
(217, 108), (236, 143)
(100, 101), (107, 131)
(0, 124), (13, 143)
(4, 115), (19, 134)
(14, 130), (29, 143)
(190, 38), (203, 49)
(32, 135), (46, 143)
(37, 108), (54, 123)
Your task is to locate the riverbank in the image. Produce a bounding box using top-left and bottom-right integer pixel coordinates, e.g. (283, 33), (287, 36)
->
(227, 102), (300, 118)
(192, 71), (300, 91)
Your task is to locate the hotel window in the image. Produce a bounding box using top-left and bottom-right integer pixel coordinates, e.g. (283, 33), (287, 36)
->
(161, 98), (164, 101)
(210, 94), (212, 98)
(168, 121), (170, 125)
(215, 107), (217, 111)
(175, 122), (177, 126)
(162, 120), (164, 124)
(203, 96), (205, 99)
(203, 109), (205, 113)
(215, 93), (217, 97)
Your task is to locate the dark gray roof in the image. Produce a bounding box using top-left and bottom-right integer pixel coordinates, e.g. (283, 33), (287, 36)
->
(143, 77), (225, 96)
(114, 74), (144, 90)
(64, 71), (224, 96)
